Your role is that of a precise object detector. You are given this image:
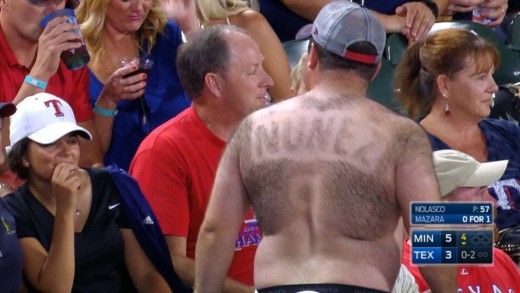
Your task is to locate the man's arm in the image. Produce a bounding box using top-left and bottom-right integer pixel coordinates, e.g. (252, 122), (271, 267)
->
(394, 120), (457, 292)
(167, 236), (253, 292)
(13, 16), (81, 105)
(195, 130), (252, 293)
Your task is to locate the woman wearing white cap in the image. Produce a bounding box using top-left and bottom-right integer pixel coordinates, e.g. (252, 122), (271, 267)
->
(3, 93), (170, 292)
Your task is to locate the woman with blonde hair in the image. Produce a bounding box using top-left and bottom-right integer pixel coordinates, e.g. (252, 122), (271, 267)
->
(76, 0), (192, 170)
(395, 28), (520, 259)
(195, 0), (292, 102)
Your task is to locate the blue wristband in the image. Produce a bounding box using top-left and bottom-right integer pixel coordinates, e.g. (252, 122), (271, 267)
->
(94, 105), (118, 117)
(24, 75), (47, 90)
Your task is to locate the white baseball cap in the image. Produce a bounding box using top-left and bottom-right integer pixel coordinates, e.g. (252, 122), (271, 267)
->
(433, 150), (508, 197)
(7, 93), (92, 152)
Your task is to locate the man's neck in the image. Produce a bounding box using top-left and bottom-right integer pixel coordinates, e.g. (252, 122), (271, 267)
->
(193, 103), (240, 142)
(0, 20), (38, 68)
(313, 70), (369, 97)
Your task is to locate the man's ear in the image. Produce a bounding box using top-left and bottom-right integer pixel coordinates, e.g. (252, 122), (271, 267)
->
(205, 73), (223, 97)
(308, 42), (319, 71)
(369, 61), (382, 82)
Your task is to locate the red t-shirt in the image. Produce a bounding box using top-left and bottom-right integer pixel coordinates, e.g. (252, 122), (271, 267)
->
(403, 238), (520, 292)
(0, 25), (93, 122)
(130, 107), (261, 285)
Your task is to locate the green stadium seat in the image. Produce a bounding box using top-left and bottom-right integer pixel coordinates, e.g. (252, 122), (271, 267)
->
(367, 58), (401, 112)
(508, 13), (520, 53)
(282, 39), (309, 69)
(430, 21), (520, 85)
(384, 33), (408, 67)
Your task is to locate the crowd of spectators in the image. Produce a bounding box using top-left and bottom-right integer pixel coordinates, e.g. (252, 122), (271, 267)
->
(1, 0), (519, 291)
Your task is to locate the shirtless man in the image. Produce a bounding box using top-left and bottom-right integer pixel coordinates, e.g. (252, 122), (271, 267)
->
(195, 2), (456, 292)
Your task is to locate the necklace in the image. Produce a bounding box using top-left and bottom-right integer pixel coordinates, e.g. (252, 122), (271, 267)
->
(75, 209), (81, 216)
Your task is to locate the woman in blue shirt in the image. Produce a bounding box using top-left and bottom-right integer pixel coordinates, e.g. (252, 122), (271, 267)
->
(394, 28), (520, 232)
(76, 0), (192, 170)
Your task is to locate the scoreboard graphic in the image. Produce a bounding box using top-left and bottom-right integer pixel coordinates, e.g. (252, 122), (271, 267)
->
(410, 202), (494, 265)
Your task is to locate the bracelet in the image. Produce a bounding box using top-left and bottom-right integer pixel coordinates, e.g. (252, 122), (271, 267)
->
(94, 105), (118, 117)
(24, 75), (48, 90)
(415, 0), (439, 19)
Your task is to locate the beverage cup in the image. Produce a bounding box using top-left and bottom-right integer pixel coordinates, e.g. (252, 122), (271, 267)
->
(40, 9), (90, 70)
(121, 58), (154, 79)
(472, 6), (497, 25)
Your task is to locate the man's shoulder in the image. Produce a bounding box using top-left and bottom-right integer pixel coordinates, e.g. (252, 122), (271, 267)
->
(138, 108), (200, 149)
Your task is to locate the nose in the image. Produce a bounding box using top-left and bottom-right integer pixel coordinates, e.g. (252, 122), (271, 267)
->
(130, 0), (145, 11)
(261, 69), (274, 90)
(488, 75), (499, 93)
(56, 139), (73, 155)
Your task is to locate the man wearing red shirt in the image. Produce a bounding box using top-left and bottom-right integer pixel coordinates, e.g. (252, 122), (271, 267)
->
(130, 25), (273, 291)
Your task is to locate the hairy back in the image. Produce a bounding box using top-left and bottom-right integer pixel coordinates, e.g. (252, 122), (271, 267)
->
(237, 94), (411, 240)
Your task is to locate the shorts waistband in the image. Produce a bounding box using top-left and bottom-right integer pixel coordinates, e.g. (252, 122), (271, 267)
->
(256, 283), (388, 293)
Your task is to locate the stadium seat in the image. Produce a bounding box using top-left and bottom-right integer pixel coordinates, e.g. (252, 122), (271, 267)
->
(430, 21), (520, 85)
(384, 33), (408, 67)
(508, 13), (520, 53)
(283, 39), (309, 69)
(367, 58), (401, 112)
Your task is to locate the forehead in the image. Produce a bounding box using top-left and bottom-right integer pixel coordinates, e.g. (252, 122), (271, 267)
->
(460, 52), (496, 75)
(226, 32), (262, 65)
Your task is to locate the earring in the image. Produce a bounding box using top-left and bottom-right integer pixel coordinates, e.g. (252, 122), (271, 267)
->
(443, 93), (450, 115)
(491, 92), (495, 108)
(23, 161), (29, 167)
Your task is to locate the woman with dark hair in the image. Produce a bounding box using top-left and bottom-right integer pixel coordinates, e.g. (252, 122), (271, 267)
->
(4, 93), (170, 292)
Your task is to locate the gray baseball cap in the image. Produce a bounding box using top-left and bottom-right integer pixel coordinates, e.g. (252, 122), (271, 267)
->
(296, 1), (386, 64)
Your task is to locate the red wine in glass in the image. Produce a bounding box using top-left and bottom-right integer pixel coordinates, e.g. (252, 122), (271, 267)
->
(122, 58), (154, 133)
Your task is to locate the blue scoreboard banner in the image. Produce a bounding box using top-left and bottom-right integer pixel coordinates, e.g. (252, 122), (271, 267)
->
(411, 202), (494, 225)
(411, 229), (493, 265)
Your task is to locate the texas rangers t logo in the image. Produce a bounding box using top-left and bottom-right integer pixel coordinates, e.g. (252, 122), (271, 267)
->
(44, 99), (65, 117)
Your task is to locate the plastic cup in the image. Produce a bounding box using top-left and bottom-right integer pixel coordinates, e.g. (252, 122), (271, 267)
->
(40, 9), (90, 70)
(472, 6), (497, 25)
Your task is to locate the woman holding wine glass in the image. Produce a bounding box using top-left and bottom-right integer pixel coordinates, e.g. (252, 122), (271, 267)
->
(76, 0), (195, 170)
